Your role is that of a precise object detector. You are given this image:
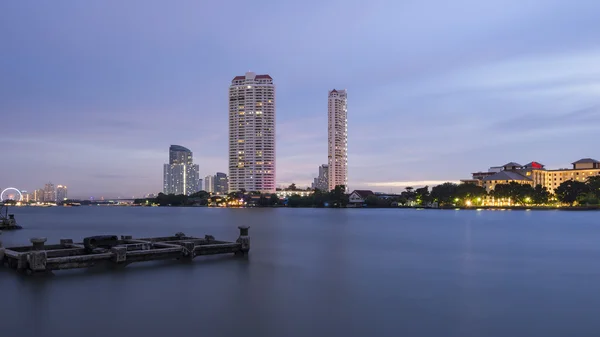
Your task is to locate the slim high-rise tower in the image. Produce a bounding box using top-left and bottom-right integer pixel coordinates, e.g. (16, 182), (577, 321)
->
(163, 145), (199, 195)
(228, 72), (276, 193)
(328, 89), (348, 191)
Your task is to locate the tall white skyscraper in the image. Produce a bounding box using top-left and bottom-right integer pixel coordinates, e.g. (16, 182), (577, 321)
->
(328, 89), (348, 191)
(228, 72), (276, 193)
(163, 145), (199, 195)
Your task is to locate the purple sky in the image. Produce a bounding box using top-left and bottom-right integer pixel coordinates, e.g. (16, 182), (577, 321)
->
(1, 1), (600, 198)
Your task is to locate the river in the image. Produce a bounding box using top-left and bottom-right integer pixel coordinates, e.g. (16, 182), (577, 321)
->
(1, 207), (599, 337)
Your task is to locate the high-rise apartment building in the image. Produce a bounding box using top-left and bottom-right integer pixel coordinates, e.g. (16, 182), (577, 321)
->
(328, 89), (348, 191)
(312, 164), (329, 191)
(56, 185), (68, 201)
(215, 172), (229, 195)
(228, 72), (276, 193)
(163, 145), (199, 195)
(33, 189), (44, 202)
(43, 183), (56, 202)
(204, 175), (215, 193)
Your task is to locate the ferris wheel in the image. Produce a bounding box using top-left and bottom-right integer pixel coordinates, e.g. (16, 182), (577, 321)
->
(1, 188), (23, 202)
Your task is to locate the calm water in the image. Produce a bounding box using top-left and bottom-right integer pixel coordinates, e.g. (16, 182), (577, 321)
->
(1, 207), (600, 337)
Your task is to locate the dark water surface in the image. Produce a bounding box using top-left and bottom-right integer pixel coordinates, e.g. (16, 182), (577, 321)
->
(1, 207), (600, 337)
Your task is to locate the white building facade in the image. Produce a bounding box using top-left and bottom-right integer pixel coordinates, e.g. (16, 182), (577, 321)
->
(328, 89), (348, 191)
(204, 175), (215, 193)
(228, 72), (276, 193)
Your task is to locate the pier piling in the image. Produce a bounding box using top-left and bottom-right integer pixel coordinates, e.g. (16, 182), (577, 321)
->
(236, 226), (250, 255)
(1, 229), (250, 275)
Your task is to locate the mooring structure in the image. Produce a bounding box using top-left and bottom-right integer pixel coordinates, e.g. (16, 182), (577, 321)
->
(0, 226), (250, 275)
(0, 204), (21, 230)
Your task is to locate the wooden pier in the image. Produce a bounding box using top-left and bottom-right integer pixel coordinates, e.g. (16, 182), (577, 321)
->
(0, 226), (250, 275)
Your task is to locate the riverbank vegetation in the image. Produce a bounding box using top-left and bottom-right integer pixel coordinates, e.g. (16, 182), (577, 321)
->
(130, 177), (600, 209)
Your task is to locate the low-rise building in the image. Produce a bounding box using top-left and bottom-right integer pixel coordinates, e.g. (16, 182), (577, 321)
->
(276, 190), (314, 199)
(348, 190), (375, 205)
(466, 158), (600, 193)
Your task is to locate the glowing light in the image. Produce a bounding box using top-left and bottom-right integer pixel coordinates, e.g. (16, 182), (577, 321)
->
(466, 200), (472, 206)
(454, 198), (459, 202)
(1, 187), (23, 202)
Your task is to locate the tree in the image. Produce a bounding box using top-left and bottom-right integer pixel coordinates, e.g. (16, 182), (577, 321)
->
(555, 180), (589, 206)
(312, 189), (327, 207)
(586, 176), (600, 198)
(431, 182), (458, 206)
(492, 182), (534, 205)
(414, 186), (431, 206)
(287, 194), (303, 207)
(329, 185), (348, 207)
(189, 191), (210, 199)
(456, 183), (487, 205)
(578, 192), (599, 206)
(286, 183), (297, 191)
(365, 195), (380, 207)
(269, 194), (280, 206)
(531, 185), (551, 205)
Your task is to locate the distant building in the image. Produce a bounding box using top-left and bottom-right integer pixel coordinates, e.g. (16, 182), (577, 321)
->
(215, 172), (229, 195)
(311, 164), (329, 191)
(328, 89), (348, 191)
(43, 183), (56, 202)
(163, 145), (200, 195)
(19, 190), (29, 203)
(197, 179), (203, 192)
(56, 185), (68, 201)
(204, 175), (215, 193)
(276, 190), (314, 199)
(465, 158), (600, 193)
(348, 190), (374, 206)
(33, 189), (44, 202)
(228, 72), (276, 193)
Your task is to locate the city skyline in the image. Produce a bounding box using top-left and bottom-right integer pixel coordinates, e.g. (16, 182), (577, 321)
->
(2, 1), (600, 197)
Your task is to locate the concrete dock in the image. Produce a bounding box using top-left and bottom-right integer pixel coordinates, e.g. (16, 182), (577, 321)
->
(0, 226), (250, 275)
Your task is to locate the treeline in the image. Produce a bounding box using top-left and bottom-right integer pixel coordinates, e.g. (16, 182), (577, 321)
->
(411, 176), (600, 207)
(133, 185), (350, 207)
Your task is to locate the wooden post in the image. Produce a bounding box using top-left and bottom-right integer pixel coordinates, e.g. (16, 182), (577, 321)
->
(236, 226), (250, 255)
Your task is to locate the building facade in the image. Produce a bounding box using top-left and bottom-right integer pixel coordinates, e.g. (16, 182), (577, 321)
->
(328, 89), (348, 191)
(228, 72), (276, 193)
(467, 158), (600, 193)
(43, 183), (56, 202)
(33, 189), (44, 202)
(215, 172), (229, 195)
(163, 145), (199, 195)
(311, 164), (329, 191)
(56, 185), (68, 201)
(204, 175), (215, 193)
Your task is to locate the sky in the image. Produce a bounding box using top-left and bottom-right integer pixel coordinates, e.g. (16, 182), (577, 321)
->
(1, 0), (600, 198)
